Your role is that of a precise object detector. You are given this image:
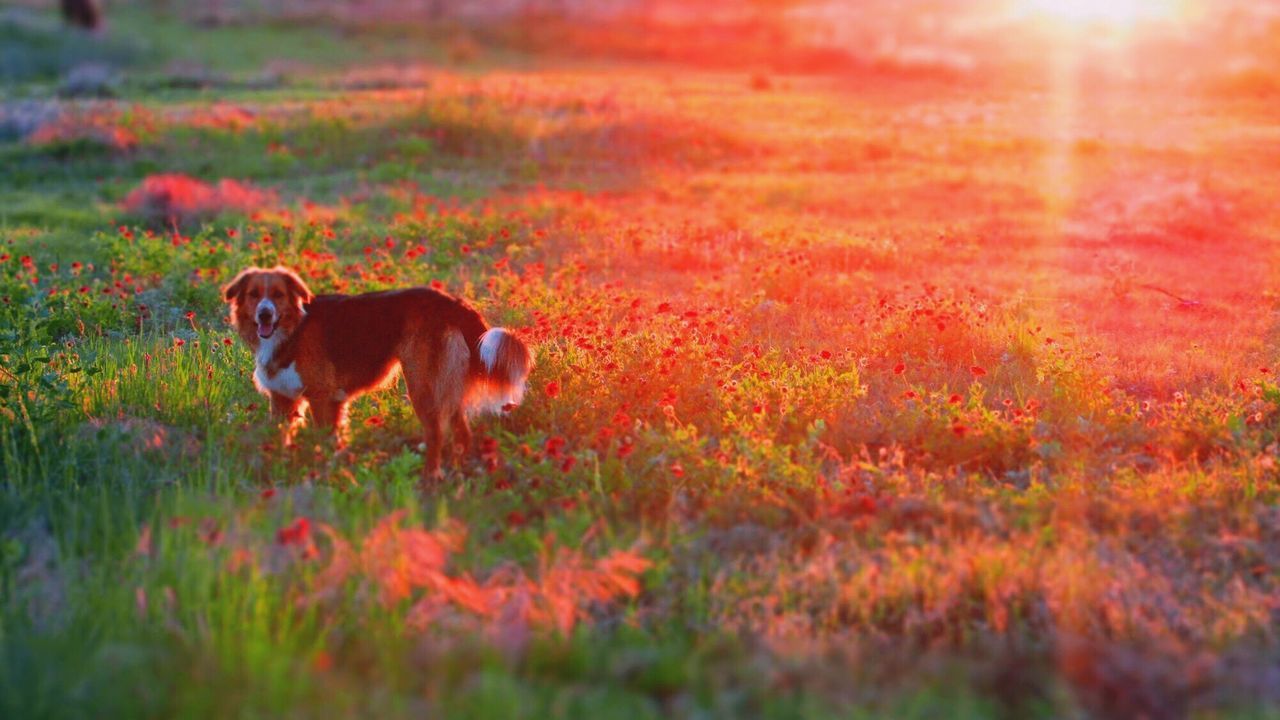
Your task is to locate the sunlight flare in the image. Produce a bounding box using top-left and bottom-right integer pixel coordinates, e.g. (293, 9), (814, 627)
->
(1019, 0), (1185, 28)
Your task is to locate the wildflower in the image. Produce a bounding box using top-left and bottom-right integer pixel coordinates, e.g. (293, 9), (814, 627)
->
(893, 362), (906, 375)
(970, 365), (987, 377)
(948, 393), (962, 405)
(952, 424), (968, 437)
(277, 517), (312, 545)
(544, 381), (561, 399)
(365, 415), (385, 428)
(560, 456), (577, 473)
(671, 462), (685, 478)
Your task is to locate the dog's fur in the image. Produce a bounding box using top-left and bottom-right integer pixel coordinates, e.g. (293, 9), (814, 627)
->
(222, 266), (531, 479)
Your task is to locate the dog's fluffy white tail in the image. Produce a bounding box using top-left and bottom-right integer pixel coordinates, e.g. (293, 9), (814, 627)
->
(466, 327), (532, 415)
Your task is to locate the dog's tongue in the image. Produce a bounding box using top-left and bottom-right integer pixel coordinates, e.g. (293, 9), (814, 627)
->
(257, 321), (274, 339)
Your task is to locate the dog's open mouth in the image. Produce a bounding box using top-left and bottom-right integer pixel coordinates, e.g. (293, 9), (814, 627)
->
(258, 320), (277, 339)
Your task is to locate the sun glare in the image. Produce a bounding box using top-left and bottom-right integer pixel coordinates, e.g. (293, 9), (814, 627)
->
(1020, 0), (1182, 28)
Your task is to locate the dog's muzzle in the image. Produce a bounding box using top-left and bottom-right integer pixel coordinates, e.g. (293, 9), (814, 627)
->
(256, 301), (278, 339)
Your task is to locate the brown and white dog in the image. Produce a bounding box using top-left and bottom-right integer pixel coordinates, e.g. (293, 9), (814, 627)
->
(222, 266), (531, 480)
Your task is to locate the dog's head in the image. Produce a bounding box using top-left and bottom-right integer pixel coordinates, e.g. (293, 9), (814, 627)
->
(222, 266), (312, 348)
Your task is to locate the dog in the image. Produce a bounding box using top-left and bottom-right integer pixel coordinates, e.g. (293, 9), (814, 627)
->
(222, 265), (531, 480)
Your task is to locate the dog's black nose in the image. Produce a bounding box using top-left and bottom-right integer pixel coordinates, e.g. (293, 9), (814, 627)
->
(257, 310), (273, 322)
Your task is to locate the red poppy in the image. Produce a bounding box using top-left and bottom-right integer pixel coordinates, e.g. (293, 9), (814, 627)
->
(364, 416), (385, 427)
(277, 517), (311, 545)
(670, 462), (685, 478)
(948, 393), (962, 405)
(969, 366), (987, 377)
(544, 381), (561, 399)
(893, 362), (906, 375)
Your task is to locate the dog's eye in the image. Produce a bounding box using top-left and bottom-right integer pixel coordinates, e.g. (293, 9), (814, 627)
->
(270, 289), (284, 300)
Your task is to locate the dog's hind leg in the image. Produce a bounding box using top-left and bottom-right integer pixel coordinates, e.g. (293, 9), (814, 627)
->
(401, 370), (444, 481)
(450, 410), (472, 463)
(402, 327), (469, 483)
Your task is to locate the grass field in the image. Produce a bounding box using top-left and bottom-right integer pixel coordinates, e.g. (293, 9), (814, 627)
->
(3, 4), (1280, 718)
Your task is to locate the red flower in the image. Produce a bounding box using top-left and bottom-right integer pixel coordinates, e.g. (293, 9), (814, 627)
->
(948, 393), (962, 405)
(364, 415), (385, 427)
(544, 381), (561, 399)
(174, 338), (185, 347)
(670, 462), (685, 478)
(505, 510), (527, 528)
(952, 424), (968, 438)
(969, 366), (987, 377)
(277, 517), (311, 545)
(260, 488), (277, 501)
(185, 311), (195, 320)
(560, 456), (577, 473)
(893, 362), (906, 375)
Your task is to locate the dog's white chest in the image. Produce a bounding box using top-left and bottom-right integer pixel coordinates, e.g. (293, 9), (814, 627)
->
(254, 336), (304, 398)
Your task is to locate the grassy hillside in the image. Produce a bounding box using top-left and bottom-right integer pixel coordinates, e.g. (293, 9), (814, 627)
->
(3, 6), (1280, 718)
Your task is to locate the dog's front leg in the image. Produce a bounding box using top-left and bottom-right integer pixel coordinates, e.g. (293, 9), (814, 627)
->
(270, 392), (307, 448)
(308, 397), (350, 449)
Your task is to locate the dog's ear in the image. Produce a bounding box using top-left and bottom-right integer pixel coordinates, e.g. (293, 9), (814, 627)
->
(276, 266), (313, 305)
(222, 268), (257, 304)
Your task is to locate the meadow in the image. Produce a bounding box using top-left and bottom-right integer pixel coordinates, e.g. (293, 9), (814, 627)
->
(3, 4), (1280, 718)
